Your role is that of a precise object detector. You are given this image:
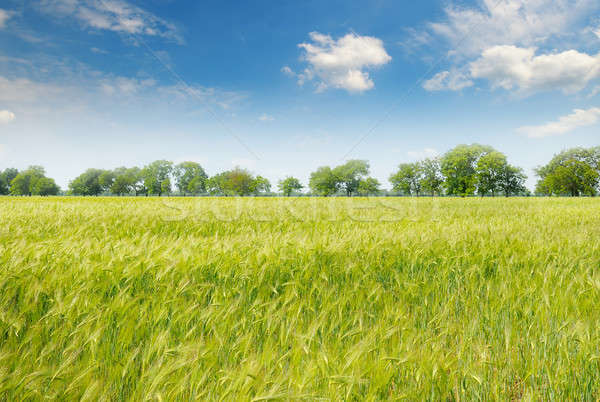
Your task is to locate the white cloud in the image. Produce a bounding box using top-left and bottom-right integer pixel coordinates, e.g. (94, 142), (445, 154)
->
(100, 76), (156, 96)
(0, 9), (14, 29)
(594, 28), (600, 39)
(292, 31), (391, 93)
(470, 46), (600, 93)
(407, 148), (439, 159)
(258, 113), (274, 122)
(38, 0), (182, 42)
(0, 110), (15, 124)
(90, 47), (108, 54)
(429, 0), (597, 57)
(0, 76), (64, 103)
(517, 107), (600, 138)
(423, 70), (473, 91)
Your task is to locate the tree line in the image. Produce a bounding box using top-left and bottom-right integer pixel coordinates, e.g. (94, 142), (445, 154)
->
(1, 144), (599, 197)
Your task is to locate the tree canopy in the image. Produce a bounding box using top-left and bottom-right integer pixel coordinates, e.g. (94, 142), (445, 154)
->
(5, 144), (600, 198)
(278, 177), (303, 196)
(536, 147), (600, 196)
(10, 166), (59, 196)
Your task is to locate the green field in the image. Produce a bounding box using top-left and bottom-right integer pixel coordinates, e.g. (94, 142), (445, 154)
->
(1, 197), (599, 400)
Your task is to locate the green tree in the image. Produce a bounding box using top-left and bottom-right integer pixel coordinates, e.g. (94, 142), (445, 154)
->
(441, 144), (494, 196)
(142, 160), (173, 196)
(32, 177), (60, 196)
(389, 163), (422, 196)
(278, 177), (303, 196)
(98, 170), (116, 193)
(174, 162), (208, 195)
(498, 164), (527, 197)
(419, 158), (443, 196)
(69, 169), (105, 196)
(252, 176), (271, 194)
(110, 167), (134, 195)
(357, 177), (381, 196)
(160, 178), (171, 196)
(207, 173), (228, 195)
(10, 166), (46, 196)
(207, 167), (257, 196)
(187, 176), (206, 195)
(0, 168), (18, 195)
(309, 166), (338, 196)
(333, 160), (370, 197)
(535, 148), (599, 196)
(476, 151), (507, 196)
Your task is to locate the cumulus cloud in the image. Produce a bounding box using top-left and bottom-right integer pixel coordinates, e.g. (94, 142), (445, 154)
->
(0, 9), (14, 29)
(470, 46), (600, 93)
(0, 110), (15, 124)
(517, 107), (600, 138)
(290, 32), (391, 93)
(38, 0), (182, 42)
(258, 113), (274, 122)
(423, 70), (473, 91)
(429, 0), (597, 57)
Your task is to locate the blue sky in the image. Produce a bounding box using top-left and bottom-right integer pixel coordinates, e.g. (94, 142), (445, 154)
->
(1, 0), (600, 190)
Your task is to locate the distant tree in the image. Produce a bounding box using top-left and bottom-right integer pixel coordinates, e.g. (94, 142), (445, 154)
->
(441, 144), (495, 196)
(357, 177), (381, 196)
(535, 148), (599, 196)
(498, 164), (527, 197)
(160, 178), (171, 196)
(174, 162), (208, 195)
(278, 177), (303, 196)
(32, 177), (60, 196)
(252, 175), (271, 194)
(207, 172), (228, 195)
(98, 170), (116, 193)
(187, 176), (206, 195)
(390, 163), (422, 196)
(309, 166), (339, 196)
(333, 160), (370, 197)
(142, 160), (173, 196)
(128, 167), (146, 196)
(226, 167), (256, 196)
(0, 175), (6, 195)
(10, 166), (46, 196)
(69, 169), (104, 196)
(3, 168), (19, 186)
(0, 168), (18, 195)
(476, 151), (507, 196)
(419, 158), (443, 196)
(110, 167), (133, 195)
(207, 167), (261, 196)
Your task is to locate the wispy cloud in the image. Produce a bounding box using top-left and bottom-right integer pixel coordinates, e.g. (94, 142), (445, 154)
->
(423, 70), (473, 91)
(258, 113), (274, 122)
(428, 0), (597, 57)
(287, 32), (391, 93)
(38, 0), (182, 43)
(0, 8), (14, 29)
(517, 107), (600, 138)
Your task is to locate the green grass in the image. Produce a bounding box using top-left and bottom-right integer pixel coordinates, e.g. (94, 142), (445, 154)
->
(1, 197), (600, 400)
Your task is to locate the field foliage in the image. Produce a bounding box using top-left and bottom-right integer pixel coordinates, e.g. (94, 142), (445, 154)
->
(1, 197), (600, 400)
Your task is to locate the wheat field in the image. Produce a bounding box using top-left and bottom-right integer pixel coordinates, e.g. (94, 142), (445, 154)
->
(1, 197), (599, 400)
